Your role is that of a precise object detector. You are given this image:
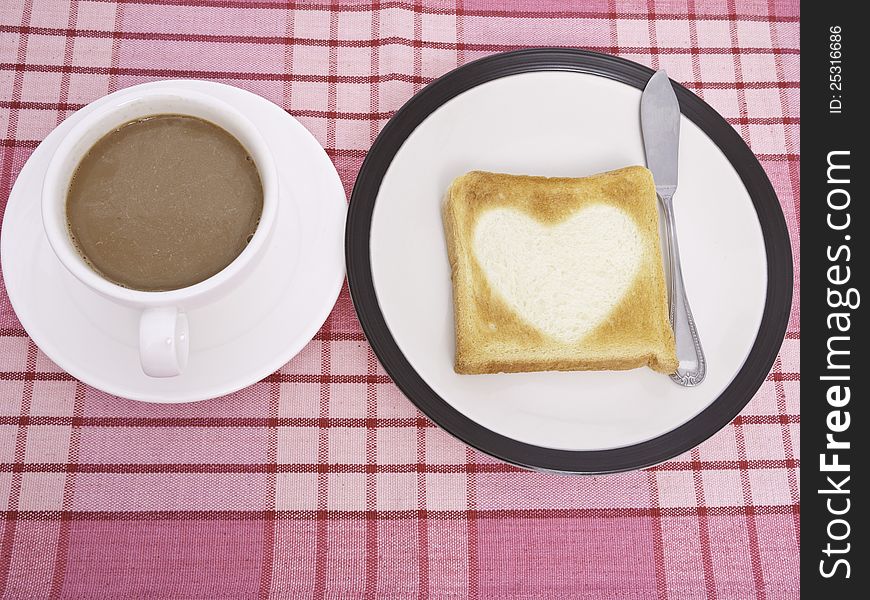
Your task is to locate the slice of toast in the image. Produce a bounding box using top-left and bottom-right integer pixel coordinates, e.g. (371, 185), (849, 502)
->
(442, 166), (678, 375)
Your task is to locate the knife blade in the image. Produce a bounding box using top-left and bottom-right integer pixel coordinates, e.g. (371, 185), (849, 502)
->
(641, 69), (680, 196)
(640, 69), (707, 386)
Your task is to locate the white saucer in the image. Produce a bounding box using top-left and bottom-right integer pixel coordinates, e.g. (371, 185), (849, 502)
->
(1, 81), (346, 403)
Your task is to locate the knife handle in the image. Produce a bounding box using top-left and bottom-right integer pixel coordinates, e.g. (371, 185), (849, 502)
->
(659, 194), (707, 386)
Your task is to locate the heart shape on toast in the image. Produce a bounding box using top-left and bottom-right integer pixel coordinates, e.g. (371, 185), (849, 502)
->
(472, 205), (644, 343)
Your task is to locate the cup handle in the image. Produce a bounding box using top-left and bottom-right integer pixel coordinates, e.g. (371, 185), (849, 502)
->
(139, 307), (189, 377)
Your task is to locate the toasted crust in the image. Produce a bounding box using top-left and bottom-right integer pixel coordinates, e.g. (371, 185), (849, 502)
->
(443, 166), (679, 375)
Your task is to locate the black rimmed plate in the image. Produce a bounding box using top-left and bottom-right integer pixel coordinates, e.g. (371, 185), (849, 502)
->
(346, 49), (792, 474)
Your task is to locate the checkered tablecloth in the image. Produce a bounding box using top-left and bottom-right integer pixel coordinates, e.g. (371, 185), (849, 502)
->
(0, 1), (799, 598)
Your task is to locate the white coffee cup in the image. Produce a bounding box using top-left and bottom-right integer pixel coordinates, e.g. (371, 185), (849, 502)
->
(42, 85), (279, 378)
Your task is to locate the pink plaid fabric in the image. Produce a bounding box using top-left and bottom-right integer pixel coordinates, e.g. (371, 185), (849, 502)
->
(0, 1), (799, 598)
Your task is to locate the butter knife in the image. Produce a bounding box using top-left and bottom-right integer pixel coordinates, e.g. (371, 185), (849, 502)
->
(641, 70), (706, 386)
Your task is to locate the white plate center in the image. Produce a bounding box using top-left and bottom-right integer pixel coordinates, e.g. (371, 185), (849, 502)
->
(370, 72), (767, 451)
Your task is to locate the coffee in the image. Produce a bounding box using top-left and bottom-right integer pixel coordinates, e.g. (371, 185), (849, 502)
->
(66, 115), (263, 292)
